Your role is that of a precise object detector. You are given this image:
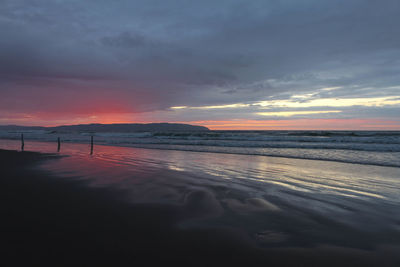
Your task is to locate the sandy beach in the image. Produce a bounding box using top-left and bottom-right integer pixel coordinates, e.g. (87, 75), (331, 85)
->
(1, 142), (400, 266)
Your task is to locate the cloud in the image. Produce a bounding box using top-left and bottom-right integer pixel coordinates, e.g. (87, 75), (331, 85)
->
(0, 0), (399, 125)
(256, 110), (342, 117)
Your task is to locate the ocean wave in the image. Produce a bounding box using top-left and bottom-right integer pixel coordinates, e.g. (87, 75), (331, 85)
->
(1, 130), (399, 168)
(123, 144), (400, 168)
(81, 131), (400, 145)
(1, 130), (400, 150)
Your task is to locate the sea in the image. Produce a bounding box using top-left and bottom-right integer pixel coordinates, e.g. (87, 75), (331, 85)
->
(0, 130), (399, 168)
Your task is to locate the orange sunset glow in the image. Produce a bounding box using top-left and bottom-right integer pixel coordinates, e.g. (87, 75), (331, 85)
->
(0, 0), (399, 129)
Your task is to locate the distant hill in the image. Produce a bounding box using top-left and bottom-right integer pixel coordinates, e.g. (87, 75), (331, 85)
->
(0, 123), (209, 132)
(0, 125), (46, 131)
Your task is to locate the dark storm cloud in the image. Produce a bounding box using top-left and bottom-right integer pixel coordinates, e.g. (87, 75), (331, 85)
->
(0, 0), (399, 117)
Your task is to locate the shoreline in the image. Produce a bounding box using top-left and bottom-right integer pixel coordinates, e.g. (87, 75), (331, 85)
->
(0, 137), (399, 169)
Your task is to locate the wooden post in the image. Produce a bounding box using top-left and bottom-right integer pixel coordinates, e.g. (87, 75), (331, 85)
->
(57, 137), (61, 152)
(90, 135), (94, 155)
(21, 133), (24, 151)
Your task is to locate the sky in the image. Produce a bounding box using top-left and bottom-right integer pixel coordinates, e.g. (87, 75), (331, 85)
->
(1, 0), (399, 130)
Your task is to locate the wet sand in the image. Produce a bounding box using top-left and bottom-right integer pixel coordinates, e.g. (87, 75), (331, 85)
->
(1, 149), (400, 266)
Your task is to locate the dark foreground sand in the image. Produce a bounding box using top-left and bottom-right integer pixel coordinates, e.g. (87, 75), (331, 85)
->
(1, 149), (399, 266)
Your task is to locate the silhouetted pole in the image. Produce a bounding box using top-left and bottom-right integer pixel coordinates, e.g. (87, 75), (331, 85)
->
(21, 133), (24, 151)
(90, 135), (94, 155)
(57, 137), (61, 152)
